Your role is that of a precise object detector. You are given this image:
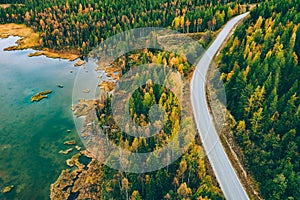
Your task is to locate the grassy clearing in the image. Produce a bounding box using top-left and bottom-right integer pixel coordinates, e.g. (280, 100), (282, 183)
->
(0, 23), (41, 49)
(0, 4), (24, 9)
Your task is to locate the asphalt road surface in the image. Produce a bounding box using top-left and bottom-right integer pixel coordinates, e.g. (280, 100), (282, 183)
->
(191, 12), (250, 200)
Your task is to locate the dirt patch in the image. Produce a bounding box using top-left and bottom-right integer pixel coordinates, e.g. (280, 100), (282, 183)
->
(0, 4), (11, 9)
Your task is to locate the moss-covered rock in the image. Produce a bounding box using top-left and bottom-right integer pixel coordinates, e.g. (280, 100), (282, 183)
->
(2, 185), (14, 193)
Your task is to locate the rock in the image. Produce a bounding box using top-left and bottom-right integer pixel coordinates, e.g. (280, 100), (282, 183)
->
(98, 81), (116, 92)
(59, 148), (73, 155)
(39, 90), (52, 95)
(66, 159), (74, 167)
(80, 132), (89, 139)
(71, 153), (84, 169)
(81, 150), (93, 158)
(75, 146), (81, 151)
(64, 140), (76, 145)
(2, 185), (14, 193)
(70, 70), (73, 73)
(50, 157), (102, 199)
(50, 169), (75, 200)
(67, 130), (71, 133)
(74, 60), (85, 67)
(105, 66), (121, 77)
(58, 84), (64, 88)
(31, 90), (52, 102)
(31, 93), (48, 102)
(112, 73), (120, 80)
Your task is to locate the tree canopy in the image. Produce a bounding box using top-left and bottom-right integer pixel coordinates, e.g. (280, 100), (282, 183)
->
(220, 0), (300, 198)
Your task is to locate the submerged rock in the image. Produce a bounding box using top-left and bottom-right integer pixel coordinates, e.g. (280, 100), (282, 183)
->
(72, 99), (97, 117)
(82, 89), (90, 93)
(31, 90), (52, 102)
(59, 148), (73, 155)
(2, 185), (14, 193)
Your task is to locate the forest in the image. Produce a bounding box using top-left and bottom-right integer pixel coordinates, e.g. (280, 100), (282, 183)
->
(90, 49), (225, 199)
(0, 0), (247, 54)
(4, 0), (298, 199)
(219, 0), (300, 199)
(0, 0), (250, 199)
(0, 0), (23, 3)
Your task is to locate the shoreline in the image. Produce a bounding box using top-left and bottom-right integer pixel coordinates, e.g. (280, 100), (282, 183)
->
(0, 23), (80, 61)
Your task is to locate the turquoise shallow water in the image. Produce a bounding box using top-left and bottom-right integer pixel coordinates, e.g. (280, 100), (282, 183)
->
(0, 37), (82, 199)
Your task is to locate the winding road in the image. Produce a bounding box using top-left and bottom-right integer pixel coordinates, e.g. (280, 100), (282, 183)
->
(191, 12), (250, 200)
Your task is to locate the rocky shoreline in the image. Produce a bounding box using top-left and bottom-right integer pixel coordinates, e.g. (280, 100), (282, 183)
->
(50, 54), (123, 199)
(50, 150), (101, 200)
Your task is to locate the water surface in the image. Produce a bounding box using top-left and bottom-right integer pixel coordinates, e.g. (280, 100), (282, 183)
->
(0, 37), (81, 199)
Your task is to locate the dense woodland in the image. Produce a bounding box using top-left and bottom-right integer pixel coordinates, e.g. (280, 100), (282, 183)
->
(96, 142), (223, 200)
(0, 0), (248, 54)
(0, 0), (23, 3)
(220, 0), (300, 199)
(93, 50), (224, 199)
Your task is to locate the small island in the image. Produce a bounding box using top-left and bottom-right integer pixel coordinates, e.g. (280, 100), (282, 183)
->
(64, 140), (76, 145)
(30, 90), (52, 102)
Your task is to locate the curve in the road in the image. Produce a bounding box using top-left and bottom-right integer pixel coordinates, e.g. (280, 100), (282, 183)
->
(191, 12), (250, 200)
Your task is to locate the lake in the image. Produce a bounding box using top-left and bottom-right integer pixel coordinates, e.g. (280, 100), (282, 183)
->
(0, 36), (82, 199)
